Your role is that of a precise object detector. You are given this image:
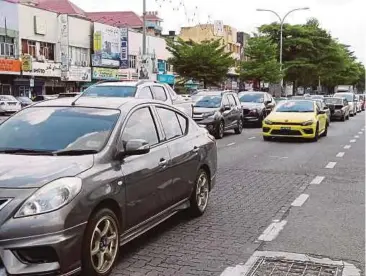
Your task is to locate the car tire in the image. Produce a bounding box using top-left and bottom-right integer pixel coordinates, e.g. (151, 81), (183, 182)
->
(346, 113), (350, 120)
(312, 124), (319, 142)
(82, 208), (120, 276)
(341, 114), (345, 121)
(234, 119), (243, 134)
(322, 123), (328, 137)
(215, 121), (224, 139)
(189, 169), (210, 217)
(263, 136), (270, 141)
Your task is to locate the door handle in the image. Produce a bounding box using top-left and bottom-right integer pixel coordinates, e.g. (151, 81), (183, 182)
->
(192, 146), (199, 153)
(158, 159), (168, 166)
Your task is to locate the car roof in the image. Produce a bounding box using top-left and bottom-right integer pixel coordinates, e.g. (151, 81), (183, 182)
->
(31, 96), (166, 110)
(238, 91), (266, 94)
(196, 91), (234, 96)
(92, 80), (159, 87)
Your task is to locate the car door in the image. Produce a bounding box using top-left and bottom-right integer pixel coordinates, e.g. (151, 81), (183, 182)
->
(315, 103), (326, 131)
(221, 94), (232, 128)
(151, 85), (169, 103)
(227, 94), (240, 126)
(120, 106), (172, 228)
(232, 93), (243, 121)
(135, 86), (154, 99)
(154, 106), (200, 206)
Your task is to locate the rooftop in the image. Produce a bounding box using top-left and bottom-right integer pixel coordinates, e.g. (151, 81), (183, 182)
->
(86, 11), (143, 28)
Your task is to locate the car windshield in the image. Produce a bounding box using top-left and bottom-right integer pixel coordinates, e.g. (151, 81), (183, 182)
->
(324, 98), (343, 105)
(311, 95), (324, 100)
(238, 93), (264, 103)
(82, 86), (137, 98)
(275, 101), (314, 112)
(0, 95), (17, 101)
(0, 107), (120, 153)
(194, 95), (222, 108)
(17, 97), (33, 103)
(334, 93), (353, 101)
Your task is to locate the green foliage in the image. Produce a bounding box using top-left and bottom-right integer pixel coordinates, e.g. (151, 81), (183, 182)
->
(258, 19), (364, 89)
(238, 36), (282, 83)
(166, 38), (235, 88)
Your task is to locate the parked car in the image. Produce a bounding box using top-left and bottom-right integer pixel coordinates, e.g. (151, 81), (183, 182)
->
(192, 91), (243, 139)
(262, 100), (328, 142)
(310, 95), (325, 100)
(354, 95), (362, 112)
(0, 97), (217, 276)
(333, 92), (357, 116)
(81, 80), (194, 117)
(359, 94), (365, 111)
(58, 92), (81, 98)
(0, 95), (22, 115)
(237, 91), (276, 126)
(16, 96), (33, 108)
(324, 97), (350, 121)
(33, 95), (58, 102)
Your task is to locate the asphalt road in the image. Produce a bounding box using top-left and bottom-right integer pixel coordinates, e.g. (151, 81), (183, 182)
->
(109, 114), (365, 276)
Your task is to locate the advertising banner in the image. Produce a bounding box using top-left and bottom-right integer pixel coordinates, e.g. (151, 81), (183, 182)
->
(93, 22), (120, 67)
(21, 55), (32, 71)
(0, 59), (21, 75)
(58, 14), (69, 74)
(22, 62), (61, 77)
(64, 66), (91, 82)
(120, 27), (129, 69)
(92, 67), (121, 80)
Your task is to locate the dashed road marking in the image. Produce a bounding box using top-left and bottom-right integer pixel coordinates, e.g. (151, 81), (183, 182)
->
(227, 142), (236, 147)
(336, 152), (345, 157)
(344, 145), (351, 149)
(310, 176), (325, 185)
(350, 139), (356, 143)
(291, 194), (309, 207)
(248, 137), (256, 140)
(354, 135), (359, 138)
(258, 220), (287, 241)
(269, 156), (289, 159)
(325, 162), (337, 169)
(358, 132), (363, 134)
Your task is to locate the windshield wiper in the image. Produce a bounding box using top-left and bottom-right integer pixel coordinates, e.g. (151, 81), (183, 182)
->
(0, 148), (54, 155)
(53, 149), (98, 156)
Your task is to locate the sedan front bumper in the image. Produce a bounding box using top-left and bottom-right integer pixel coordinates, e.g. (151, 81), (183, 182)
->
(262, 123), (316, 139)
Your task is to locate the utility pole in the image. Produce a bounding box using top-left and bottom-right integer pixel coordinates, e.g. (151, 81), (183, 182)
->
(142, 0), (147, 56)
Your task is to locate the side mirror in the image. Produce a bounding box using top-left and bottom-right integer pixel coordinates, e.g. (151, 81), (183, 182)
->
(318, 110), (326, 114)
(221, 105), (231, 111)
(265, 100), (271, 105)
(116, 139), (150, 159)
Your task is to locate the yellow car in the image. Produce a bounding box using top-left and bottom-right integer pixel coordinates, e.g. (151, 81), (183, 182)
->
(262, 100), (328, 142)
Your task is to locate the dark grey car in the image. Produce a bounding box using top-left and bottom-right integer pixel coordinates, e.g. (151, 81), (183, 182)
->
(0, 97), (217, 276)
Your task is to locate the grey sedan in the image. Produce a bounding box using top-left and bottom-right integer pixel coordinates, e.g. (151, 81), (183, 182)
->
(0, 97), (217, 276)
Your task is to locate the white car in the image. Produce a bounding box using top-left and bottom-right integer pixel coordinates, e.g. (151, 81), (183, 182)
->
(334, 92), (357, 116)
(0, 95), (22, 115)
(355, 95), (362, 112)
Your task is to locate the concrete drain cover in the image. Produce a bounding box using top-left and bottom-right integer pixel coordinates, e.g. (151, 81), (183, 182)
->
(248, 257), (341, 276)
(220, 251), (361, 276)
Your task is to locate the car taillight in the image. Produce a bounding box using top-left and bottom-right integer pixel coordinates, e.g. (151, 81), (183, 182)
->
(0, 102), (4, 105)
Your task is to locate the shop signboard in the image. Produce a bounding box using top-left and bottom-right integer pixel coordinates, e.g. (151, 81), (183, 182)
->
(0, 59), (21, 75)
(93, 22), (120, 67)
(22, 62), (61, 77)
(92, 67), (122, 80)
(64, 66), (91, 82)
(157, 74), (175, 85)
(58, 14), (69, 74)
(120, 27), (129, 69)
(21, 55), (32, 71)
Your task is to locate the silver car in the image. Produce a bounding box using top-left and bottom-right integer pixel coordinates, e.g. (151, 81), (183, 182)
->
(334, 92), (357, 116)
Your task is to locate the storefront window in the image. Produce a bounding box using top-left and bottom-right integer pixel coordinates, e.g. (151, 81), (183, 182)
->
(39, 42), (55, 60)
(69, 46), (89, 66)
(0, 36), (15, 57)
(22, 39), (37, 58)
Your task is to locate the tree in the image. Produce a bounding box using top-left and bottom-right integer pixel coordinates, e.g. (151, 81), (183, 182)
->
(238, 36), (282, 84)
(166, 38), (235, 88)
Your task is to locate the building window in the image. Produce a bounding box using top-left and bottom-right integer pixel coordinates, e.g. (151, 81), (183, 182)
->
(21, 39), (37, 57)
(129, 55), (136, 69)
(39, 42), (54, 60)
(0, 36), (15, 57)
(69, 46), (89, 66)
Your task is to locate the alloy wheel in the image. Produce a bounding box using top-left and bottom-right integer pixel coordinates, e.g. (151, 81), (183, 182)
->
(196, 172), (209, 212)
(90, 216), (119, 274)
(219, 122), (224, 138)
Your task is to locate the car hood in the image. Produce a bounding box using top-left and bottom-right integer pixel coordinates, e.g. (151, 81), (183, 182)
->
(0, 155), (94, 188)
(267, 112), (315, 123)
(240, 102), (264, 109)
(193, 107), (220, 113)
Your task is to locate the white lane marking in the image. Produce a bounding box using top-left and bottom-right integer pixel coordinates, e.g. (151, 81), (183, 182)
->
(325, 162), (337, 169)
(358, 132), (363, 134)
(248, 137), (256, 140)
(269, 156), (289, 159)
(227, 142), (236, 147)
(220, 251), (361, 276)
(310, 176), (325, 185)
(354, 135), (359, 138)
(258, 220), (287, 241)
(362, 128), (365, 131)
(350, 139), (356, 143)
(291, 194), (309, 207)
(344, 145), (351, 149)
(336, 152), (345, 157)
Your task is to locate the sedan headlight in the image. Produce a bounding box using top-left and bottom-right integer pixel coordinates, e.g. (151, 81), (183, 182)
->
(15, 177), (82, 218)
(301, 120), (314, 126)
(264, 119), (273, 125)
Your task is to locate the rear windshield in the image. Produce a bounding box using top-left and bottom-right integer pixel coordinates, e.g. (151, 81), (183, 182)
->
(324, 98), (343, 105)
(275, 101), (314, 112)
(334, 93), (353, 101)
(82, 86), (137, 98)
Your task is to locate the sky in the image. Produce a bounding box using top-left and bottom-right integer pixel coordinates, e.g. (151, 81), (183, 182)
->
(72, 0), (366, 64)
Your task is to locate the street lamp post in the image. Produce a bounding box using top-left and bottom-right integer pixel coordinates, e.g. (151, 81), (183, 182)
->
(256, 8), (309, 93)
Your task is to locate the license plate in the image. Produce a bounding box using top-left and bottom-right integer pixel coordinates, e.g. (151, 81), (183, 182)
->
(281, 127), (291, 130)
